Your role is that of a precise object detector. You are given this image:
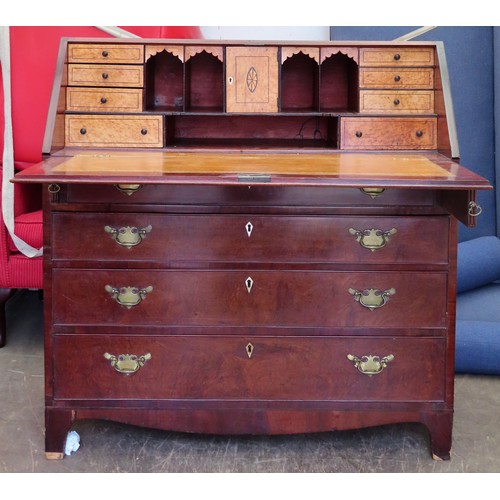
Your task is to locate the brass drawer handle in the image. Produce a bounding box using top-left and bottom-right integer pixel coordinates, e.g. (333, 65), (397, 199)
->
(104, 352), (151, 375)
(105, 285), (153, 309)
(347, 354), (394, 376)
(348, 287), (396, 310)
(468, 201), (483, 217)
(104, 225), (152, 248)
(348, 227), (397, 252)
(359, 187), (385, 199)
(115, 184), (143, 196)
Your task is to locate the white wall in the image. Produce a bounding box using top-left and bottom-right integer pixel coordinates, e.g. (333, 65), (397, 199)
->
(201, 26), (330, 41)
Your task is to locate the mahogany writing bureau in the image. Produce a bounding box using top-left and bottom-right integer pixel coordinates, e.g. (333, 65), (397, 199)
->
(14, 38), (491, 460)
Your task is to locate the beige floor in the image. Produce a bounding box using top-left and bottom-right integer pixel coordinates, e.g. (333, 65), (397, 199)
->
(1, 289), (500, 473)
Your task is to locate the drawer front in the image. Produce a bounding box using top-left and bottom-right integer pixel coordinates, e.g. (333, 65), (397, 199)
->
(340, 117), (437, 150)
(52, 334), (446, 402)
(359, 91), (434, 114)
(359, 47), (435, 67)
(67, 43), (144, 64)
(52, 270), (448, 328)
(64, 184), (438, 208)
(66, 88), (143, 112)
(51, 213), (450, 266)
(67, 64), (144, 87)
(65, 115), (163, 148)
(359, 68), (434, 89)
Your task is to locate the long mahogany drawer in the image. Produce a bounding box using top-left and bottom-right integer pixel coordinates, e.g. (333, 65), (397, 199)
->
(66, 88), (143, 112)
(64, 184), (439, 209)
(51, 213), (450, 265)
(67, 64), (144, 87)
(359, 68), (434, 89)
(340, 117), (437, 150)
(359, 91), (434, 114)
(65, 115), (163, 148)
(52, 334), (446, 402)
(359, 47), (435, 67)
(51, 270), (448, 329)
(67, 43), (144, 64)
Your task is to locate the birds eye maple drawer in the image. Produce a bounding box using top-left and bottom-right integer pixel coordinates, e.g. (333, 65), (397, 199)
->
(14, 38), (492, 461)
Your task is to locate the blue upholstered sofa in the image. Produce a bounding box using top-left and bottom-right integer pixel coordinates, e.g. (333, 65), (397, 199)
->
(456, 236), (500, 374)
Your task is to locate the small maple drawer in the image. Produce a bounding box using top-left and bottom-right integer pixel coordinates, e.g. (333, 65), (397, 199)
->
(50, 213), (450, 266)
(67, 43), (144, 64)
(340, 117), (437, 150)
(66, 88), (143, 112)
(51, 269), (448, 329)
(359, 67), (434, 89)
(67, 64), (144, 87)
(65, 115), (163, 148)
(359, 47), (435, 67)
(359, 90), (435, 114)
(52, 334), (446, 402)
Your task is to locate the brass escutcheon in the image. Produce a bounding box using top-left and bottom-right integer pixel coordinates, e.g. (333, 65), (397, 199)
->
(348, 287), (396, 310)
(347, 353), (394, 376)
(246, 343), (254, 359)
(104, 352), (151, 375)
(104, 224), (152, 248)
(105, 285), (153, 309)
(349, 227), (397, 252)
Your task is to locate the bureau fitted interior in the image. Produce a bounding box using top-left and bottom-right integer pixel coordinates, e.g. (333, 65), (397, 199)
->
(54, 41), (444, 153)
(15, 39), (492, 461)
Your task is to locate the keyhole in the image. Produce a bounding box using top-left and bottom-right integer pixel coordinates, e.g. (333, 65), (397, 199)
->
(245, 277), (254, 293)
(245, 222), (253, 237)
(246, 343), (254, 359)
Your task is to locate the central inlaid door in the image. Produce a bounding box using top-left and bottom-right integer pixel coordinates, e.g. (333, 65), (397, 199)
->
(226, 47), (279, 112)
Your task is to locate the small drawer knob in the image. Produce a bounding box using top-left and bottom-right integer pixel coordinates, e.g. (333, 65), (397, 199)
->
(102, 50), (109, 57)
(100, 97), (107, 104)
(355, 131), (363, 138)
(393, 98), (400, 105)
(416, 130), (423, 138)
(394, 75), (401, 82)
(102, 72), (109, 79)
(394, 53), (401, 61)
(141, 128), (148, 135)
(79, 128), (87, 135)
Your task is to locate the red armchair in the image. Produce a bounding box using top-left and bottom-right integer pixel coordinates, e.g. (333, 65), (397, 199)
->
(0, 26), (202, 346)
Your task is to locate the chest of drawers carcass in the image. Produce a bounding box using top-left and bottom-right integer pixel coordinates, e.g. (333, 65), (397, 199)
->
(14, 38), (492, 460)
